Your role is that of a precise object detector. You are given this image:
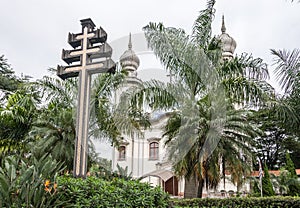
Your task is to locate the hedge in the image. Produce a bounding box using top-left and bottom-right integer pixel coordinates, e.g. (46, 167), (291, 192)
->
(170, 197), (300, 208)
(57, 176), (170, 207)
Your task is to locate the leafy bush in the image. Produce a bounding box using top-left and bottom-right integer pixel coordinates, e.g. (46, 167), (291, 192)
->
(57, 176), (170, 207)
(288, 181), (300, 197)
(262, 164), (275, 196)
(0, 154), (66, 208)
(0, 154), (169, 207)
(271, 168), (300, 196)
(171, 197), (300, 208)
(89, 163), (134, 181)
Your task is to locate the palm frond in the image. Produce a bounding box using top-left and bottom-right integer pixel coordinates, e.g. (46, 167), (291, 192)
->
(271, 49), (300, 94)
(222, 77), (274, 107)
(192, 0), (216, 48)
(221, 53), (269, 80)
(143, 23), (190, 73)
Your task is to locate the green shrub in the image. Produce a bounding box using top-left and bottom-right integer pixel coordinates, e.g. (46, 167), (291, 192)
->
(0, 154), (66, 208)
(288, 182), (300, 197)
(171, 196), (300, 208)
(57, 176), (170, 207)
(0, 154), (169, 207)
(262, 164), (275, 196)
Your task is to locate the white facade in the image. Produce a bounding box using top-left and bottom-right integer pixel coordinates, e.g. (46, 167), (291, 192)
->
(111, 34), (183, 196)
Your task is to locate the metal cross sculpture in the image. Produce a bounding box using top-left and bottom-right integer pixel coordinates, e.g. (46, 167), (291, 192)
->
(57, 18), (115, 178)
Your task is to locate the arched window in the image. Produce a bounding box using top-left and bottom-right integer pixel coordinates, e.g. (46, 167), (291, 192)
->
(149, 142), (159, 160)
(118, 146), (126, 161)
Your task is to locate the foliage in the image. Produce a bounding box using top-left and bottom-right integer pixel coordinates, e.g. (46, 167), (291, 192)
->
(271, 168), (290, 195)
(271, 168), (300, 196)
(262, 164), (275, 196)
(251, 179), (261, 197)
(282, 153), (300, 196)
(91, 70), (151, 146)
(0, 87), (39, 157)
(262, 153), (300, 197)
(270, 49), (300, 169)
(271, 49), (300, 95)
(285, 152), (297, 178)
(113, 164), (133, 180)
(252, 111), (288, 170)
(0, 154), (66, 208)
(287, 180), (300, 197)
(90, 163), (134, 181)
(28, 70), (134, 171)
(133, 0), (273, 198)
(284, 137), (300, 169)
(271, 49), (300, 134)
(30, 105), (76, 171)
(0, 55), (22, 102)
(27, 75), (77, 170)
(91, 72), (124, 145)
(252, 100), (300, 170)
(88, 145), (112, 172)
(57, 176), (170, 208)
(0, 60), (147, 178)
(171, 196), (300, 208)
(254, 126), (300, 170)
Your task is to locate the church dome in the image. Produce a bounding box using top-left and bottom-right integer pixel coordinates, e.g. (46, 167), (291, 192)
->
(218, 15), (237, 59)
(120, 33), (140, 76)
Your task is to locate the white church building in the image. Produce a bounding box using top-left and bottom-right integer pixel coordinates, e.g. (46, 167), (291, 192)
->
(110, 17), (250, 197)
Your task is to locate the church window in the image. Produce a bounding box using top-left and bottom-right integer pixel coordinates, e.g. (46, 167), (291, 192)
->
(118, 146), (126, 161)
(149, 142), (159, 160)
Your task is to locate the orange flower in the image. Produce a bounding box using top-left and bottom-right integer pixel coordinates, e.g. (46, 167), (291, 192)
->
(53, 183), (57, 190)
(44, 186), (52, 192)
(44, 180), (50, 187)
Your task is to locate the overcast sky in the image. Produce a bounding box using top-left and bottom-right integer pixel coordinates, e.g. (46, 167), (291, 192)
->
(1, 0), (300, 91)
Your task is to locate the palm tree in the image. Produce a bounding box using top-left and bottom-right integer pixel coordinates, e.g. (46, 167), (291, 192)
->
(266, 49), (300, 173)
(0, 87), (39, 158)
(271, 49), (300, 132)
(90, 72), (150, 146)
(26, 72), (77, 170)
(30, 103), (76, 170)
(29, 68), (148, 171)
(127, 0), (273, 198)
(0, 56), (37, 158)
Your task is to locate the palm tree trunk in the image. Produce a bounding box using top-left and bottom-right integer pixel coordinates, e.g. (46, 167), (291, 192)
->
(184, 175), (198, 198)
(222, 156), (226, 190)
(197, 177), (204, 198)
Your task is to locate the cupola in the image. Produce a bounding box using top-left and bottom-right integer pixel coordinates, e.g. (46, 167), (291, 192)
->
(218, 15), (237, 60)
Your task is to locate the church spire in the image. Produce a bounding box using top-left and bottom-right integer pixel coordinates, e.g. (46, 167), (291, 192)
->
(221, 15), (226, 33)
(128, 33), (132, 49)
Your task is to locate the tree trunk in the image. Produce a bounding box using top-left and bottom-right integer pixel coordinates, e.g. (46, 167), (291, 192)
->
(184, 175), (198, 198)
(197, 177), (204, 198)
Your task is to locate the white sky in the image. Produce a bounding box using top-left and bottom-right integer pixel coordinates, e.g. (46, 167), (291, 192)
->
(1, 0), (299, 90)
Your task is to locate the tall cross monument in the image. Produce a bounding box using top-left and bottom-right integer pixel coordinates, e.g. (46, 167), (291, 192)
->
(57, 18), (115, 178)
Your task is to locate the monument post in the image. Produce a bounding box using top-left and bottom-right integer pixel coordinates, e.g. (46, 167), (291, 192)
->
(57, 18), (115, 178)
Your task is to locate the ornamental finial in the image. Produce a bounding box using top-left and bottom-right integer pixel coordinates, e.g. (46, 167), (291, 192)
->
(221, 15), (226, 33)
(128, 33), (132, 49)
